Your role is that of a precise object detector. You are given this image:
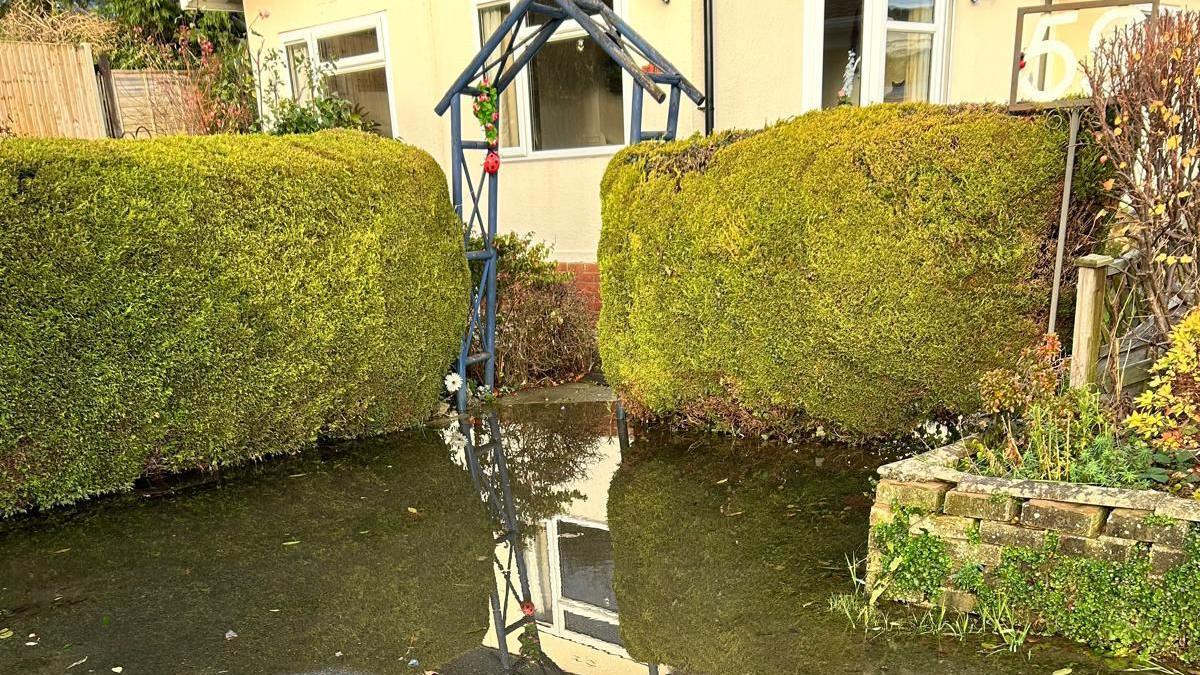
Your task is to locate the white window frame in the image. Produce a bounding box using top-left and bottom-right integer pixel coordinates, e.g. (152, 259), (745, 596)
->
(533, 515), (631, 659)
(473, 0), (631, 162)
(277, 12), (398, 138)
(802, 0), (951, 110)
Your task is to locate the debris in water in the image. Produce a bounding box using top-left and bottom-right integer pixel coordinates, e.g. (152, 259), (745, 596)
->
(67, 657), (88, 669)
(0, 628), (12, 640)
(112, 667), (124, 673)
(225, 630), (238, 640)
(282, 541), (300, 546)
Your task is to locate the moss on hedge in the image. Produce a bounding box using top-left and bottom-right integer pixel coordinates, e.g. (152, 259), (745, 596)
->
(0, 130), (467, 515)
(599, 104), (1090, 437)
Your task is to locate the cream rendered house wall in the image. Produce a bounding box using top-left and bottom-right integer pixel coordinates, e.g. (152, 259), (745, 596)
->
(241, 0), (1197, 263)
(242, 0), (703, 263)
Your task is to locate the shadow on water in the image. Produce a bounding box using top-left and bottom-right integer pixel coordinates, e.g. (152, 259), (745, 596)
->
(0, 393), (1124, 674)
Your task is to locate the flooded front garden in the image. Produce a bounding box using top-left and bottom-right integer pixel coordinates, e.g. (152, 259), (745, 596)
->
(0, 392), (1125, 674)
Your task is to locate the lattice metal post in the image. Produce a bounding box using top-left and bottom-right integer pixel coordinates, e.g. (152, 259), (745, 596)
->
(437, 0), (705, 414)
(458, 413), (541, 671)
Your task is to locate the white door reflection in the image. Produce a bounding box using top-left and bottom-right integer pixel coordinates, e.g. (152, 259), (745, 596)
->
(483, 429), (663, 674)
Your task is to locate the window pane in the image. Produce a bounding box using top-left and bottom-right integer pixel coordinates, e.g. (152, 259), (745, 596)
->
(557, 523), (618, 611)
(285, 42), (312, 103)
(883, 31), (932, 103)
(821, 0), (864, 108)
(528, 0), (613, 26)
(564, 611), (623, 646)
(530, 39), (624, 151)
(326, 67), (393, 136)
(317, 28), (378, 62)
(478, 4), (520, 148)
(888, 0), (935, 23)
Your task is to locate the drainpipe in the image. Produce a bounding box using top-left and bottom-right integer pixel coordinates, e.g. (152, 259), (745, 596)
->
(703, 0), (715, 134)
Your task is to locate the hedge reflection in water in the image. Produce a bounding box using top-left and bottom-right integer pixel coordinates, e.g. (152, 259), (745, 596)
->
(0, 398), (1123, 674)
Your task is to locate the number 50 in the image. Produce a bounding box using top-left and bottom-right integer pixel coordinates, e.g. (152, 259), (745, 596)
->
(1018, 6), (1148, 103)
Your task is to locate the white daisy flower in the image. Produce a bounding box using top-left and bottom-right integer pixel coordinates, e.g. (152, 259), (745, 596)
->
(444, 372), (464, 393)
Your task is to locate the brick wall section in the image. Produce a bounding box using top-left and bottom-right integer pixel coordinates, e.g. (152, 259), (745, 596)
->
(558, 262), (601, 313)
(866, 439), (1200, 610)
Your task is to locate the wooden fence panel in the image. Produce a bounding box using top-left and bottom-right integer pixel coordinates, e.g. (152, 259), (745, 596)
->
(0, 41), (106, 138)
(111, 69), (197, 138)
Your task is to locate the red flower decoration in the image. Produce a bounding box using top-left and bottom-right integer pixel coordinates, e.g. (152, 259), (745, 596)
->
(520, 600), (536, 617)
(484, 152), (501, 175)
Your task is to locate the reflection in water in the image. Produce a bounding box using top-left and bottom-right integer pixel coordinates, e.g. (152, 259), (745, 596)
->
(0, 432), (495, 674)
(0, 393), (1122, 674)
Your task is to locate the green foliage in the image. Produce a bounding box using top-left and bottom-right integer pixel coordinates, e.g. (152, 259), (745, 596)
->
(0, 130), (467, 516)
(1127, 308), (1200, 494)
(877, 521), (1200, 663)
(259, 52), (379, 135)
(984, 532), (1200, 662)
(871, 509), (952, 600)
(101, 0), (245, 70)
(599, 104), (1084, 438)
(969, 334), (1152, 488)
(468, 233), (597, 390)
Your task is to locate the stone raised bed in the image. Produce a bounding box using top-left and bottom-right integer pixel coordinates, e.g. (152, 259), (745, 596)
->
(867, 438), (1200, 612)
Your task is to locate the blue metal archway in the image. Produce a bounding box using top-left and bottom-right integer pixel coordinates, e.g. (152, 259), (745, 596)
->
(436, 0), (705, 413)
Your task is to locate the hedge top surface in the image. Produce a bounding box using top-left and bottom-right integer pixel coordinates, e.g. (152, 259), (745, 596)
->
(599, 104), (1087, 438)
(0, 130), (468, 516)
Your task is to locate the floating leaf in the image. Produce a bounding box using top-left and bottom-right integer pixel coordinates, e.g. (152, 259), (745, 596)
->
(281, 540), (300, 546)
(0, 628), (12, 640)
(1052, 668), (1073, 675)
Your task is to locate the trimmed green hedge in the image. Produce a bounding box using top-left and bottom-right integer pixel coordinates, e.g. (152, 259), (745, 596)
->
(0, 130), (467, 515)
(599, 104), (1087, 437)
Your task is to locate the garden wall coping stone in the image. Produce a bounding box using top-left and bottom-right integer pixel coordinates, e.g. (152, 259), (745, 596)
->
(877, 442), (1200, 523)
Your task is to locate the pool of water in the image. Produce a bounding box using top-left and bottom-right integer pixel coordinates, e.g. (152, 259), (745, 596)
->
(0, 393), (1125, 674)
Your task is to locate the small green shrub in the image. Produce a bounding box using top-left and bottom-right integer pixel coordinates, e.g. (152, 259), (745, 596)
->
(968, 334), (1152, 488)
(469, 233), (597, 391)
(873, 520), (1200, 663)
(0, 130), (467, 516)
(599, 104), (1099, 438)
(872, 508), (952, 601)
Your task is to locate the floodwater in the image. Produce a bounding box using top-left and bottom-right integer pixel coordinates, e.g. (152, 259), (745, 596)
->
(0, 390), (1126, 674)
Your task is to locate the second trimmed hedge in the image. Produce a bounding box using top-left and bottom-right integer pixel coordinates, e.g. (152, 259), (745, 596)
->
(599, 104), (1090, 437)
(0, 130), (467, 515)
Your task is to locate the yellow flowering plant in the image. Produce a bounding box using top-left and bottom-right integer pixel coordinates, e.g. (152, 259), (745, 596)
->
(1126, 308), (1200, 493)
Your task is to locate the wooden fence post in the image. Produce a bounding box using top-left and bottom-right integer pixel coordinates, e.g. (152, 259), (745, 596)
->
(95, 54), (122, 138)
(1070, 254), (1113, 388)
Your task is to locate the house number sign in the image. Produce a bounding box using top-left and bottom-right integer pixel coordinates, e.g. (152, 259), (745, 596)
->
(1010, 0), (1161, 111)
